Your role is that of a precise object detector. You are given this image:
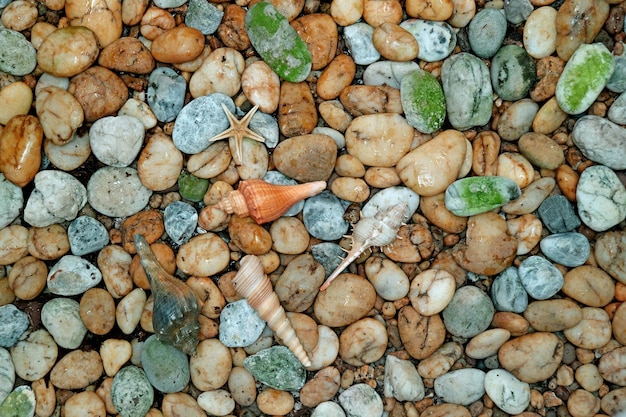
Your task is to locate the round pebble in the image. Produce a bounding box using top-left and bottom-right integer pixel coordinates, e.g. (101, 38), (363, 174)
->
(0, 29), (37, 76)
(50, 349), (103, 389)
(163, 201), (197, 245)
(442, 286), (494, 338)
(190, 339), (232, 391)
(343, 22), (380, 65)
(313, 273), (376, 328)
(90, 115), (144, 167)
(434, 368), (485, 405)
(197, 389), (236, 416)
(498, 332), (563, 383)
(468, 8), (506, 58)
(112, 366), (154, 417)
(523, 6), (558, 58)
(275, 254), (325, 312)
(41, 297), (87, 349)
(518, 255), (564, 300)
(400, 19), (456, 62)
(219, 299), (266, 347)
(87, 166), (152, 218)
(490, 45), (536, 101)
(68, 216), (109, 256)
(409, 269), (456, 316)
(141, 335), (190, 393)
(491, 267), (528, 313)
(303, 191), (349, 241)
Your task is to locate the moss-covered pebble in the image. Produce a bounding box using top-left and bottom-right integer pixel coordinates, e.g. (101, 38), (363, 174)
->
(400, 69), (445, 134)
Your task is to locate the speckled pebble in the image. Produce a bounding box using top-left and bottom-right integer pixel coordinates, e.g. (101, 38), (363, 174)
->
(89, 115), (144, 167)
(41, 297), (87, 349)
(445, 176), (521, 217)
(484, 369), (531, 414)
(68, 216), (109, 256)
(0, 173), (23, 229)
(363, 61), (420, 88)
(518, 255), (564, 300)
(87, 166), (152, 218)
(185, 0), (223, 35)
(311, 242), (345, 279)
(244, 346), (306, 391)
(442, 286), (494, 338)
(434, 369), (486, 405)
(538, 194), (581, 233)
(147, 67), (186, 123)
(141, 335), (190, 393)
(491, 267), (528, 313)
(468, 8), (506, 58)
(540, 232), (590, 267)
(0, 29), (37, 76)
(0, 385), (35, 417)
(400, 19), (456, 62)
(111, 366), (154, 417)
(491, 45), (536, 101)
(0, 304), (28, 347)
(343, 22), (380, 65)
(577, 165), (626, 232)
(303, 191), (349, 241)
(219, 299), (266, 348)
(339, 383), (384, 417)
(47, 255), (102, 296)
(163, 201), (197, 245)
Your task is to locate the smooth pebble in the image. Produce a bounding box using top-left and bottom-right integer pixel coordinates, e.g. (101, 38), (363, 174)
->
(0, 29), (37, 76)
(244, 346), (306, 391)
(68, 216), (109, 256)
(498, 332), (564, 383)
(400, 19), (457, 62)
(0, 304), (28, 348)
(41, 297), (87, 349)
(468, 8), (506, 58)
(363, 61), (420, 88)
(343, 22), (380, 65)
(111, 366), (154, 417)
(185, 0), (223, 35)
(538, 194), (581, 233)
(539, 232), (590, 267)
(434, 369), (486, 405)
(47, 255), (102, 296)
(87, 167), (152, 218)
(0, 174), (23, 229)
(163, 201), (197, 245)
(338, 383), (383, 417)
(147, 67), (186, 123)
(141, 335), (190, 393)
(572, 115), (626, 170)
(10, 330), (57, 382)
(491, 267), (528, 313)
(219, 299), (265, 348)
(490, 45), (536, 101)
(442, 286), (494, 338)
(197, 389), (235, 416)
(0, 348), (13, 404)
(577, 165), (626, 232)
(465, 328), (511, 359)
(0, 385), (35, 417)
(484, 369), (531, 414)
(518, 255), (564, 300)
(302, 191), (349, 241)
(384, 355), (424, 402)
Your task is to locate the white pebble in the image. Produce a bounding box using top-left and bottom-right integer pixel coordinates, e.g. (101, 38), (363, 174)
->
(87, 167), (152, 218)
(41, 297), (87, 349)
(307, 325), (339, 371)
(116, 288), (147, 335)
(484, 369), (531, 414)
(47, 255), (102, 296)
(384, 355), (425, 402)
(197, 389), (235, 416)
(90, 115), (145, 167)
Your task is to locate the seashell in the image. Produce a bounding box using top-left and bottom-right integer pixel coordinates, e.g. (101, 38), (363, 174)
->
(233, 254), (312, 367)
(320, 202), (408, 291)
(134, 234), (200, 355)
(208, 179), (326, 224)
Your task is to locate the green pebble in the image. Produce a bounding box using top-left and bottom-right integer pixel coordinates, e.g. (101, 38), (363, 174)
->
(141, 335), (190, 393)
(178, 171), (209, 202)
(111, 366), (154, 417)
(243, 346), (306, 391)
(0, 29), (37, 76)
(490, 45), (536, 101)
(400, 69), (446, 134)
(0, 386), (36, 417)
(245, 2), (312, 83)
(444, 176), (521, 217)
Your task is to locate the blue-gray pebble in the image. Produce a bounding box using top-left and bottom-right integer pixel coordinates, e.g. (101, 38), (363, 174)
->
(164, 201), (197, 245)
(491, 45), (536, 101)
(303, 191), (349, 241)
(219, 300), (266, 348)
(442, 286), (495, 338)
(503, 0), (533, 24)
(400, 19), (456, 62)
(607, 44), (626, 93)
(311, 242), (345, 278)
(0, 305), (29, 348)
(0, 173), (23, 229)
(538, 195), (581, 233)
(491, 267), (528, 313)
(518, 256), (564, 300)
(147, 67), (186, 123)
(112, 366), (154, 417)
(243, 346), (306, 390)
(141, 335), (190, 393)
(0, 29), (37, 76)
(68, 216), (109, 256)
(468, 8), (507, 58)
(540, 232), (590, 267)
(343, 23), (380, 65)
(249, 110), (279, 149)
(185, 0), (223, 35)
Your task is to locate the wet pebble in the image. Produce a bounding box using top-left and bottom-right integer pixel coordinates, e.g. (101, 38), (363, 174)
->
(400, 19), (456, 62)
(0, 385), (35, 417)
(537, 194), (581, 233)
(498, 332), (564, 383)
(190, 47), (244, 99)
(442, 286), (494, 338)
(307, 325), (339, 371)
(41, 297), (87, 349)
(10, 329), (57, 381)
(0, 174), (22, 229)
(518, 132), (565, 170)
(100, 339), (132, 377)
(0, 304), (28, 347)
(228, 216), (272, 255)
(490, 45), (536, 101)
(244, 346), (306, 391)
(112, 366), (154, 417)
(47, 255), (102, 296)
(163, 201), (197, 245)
(365, 257), (409, 301)
(504, 0), (533, 24)
(491, 267), (528, 313)
(35, 86), (84, 146)
(303, 191), (349, 241)
(524, 6), (558, 58)
(219, 299), (265, 347)
(275, 254), (325, 312)
(151, 26), (205, 64)
(141, 335), (190, 393)
(435, 368), (485, 405)
(409, 269), (456, 316)
(0, 81), (32, 126)
(401, 69), (445, 133)
(185, 0), (223, 35)
(147, 67), (186, 123)
(68, 216), (109, 256)
(68, 66), (128, 122)
(363, 61), (419, 88)
(444, 176), (521, 217)
(539, 232), (590, 267)
(577, 165), (626, 232)
(384, 355), (424, 402)
(343, 22), (380, 65)
(338, 383), (383, 417)
(484, 369), (531, 414)
(339, 317), (387, 366)
(241, 61), (280, 114)
(607, 43), (626, 93)
(523, 299), (582, 332)
(518, 255), (564, 300)
(87, 167), (152, 218)
(90, 115), (144, 167)
(572, 115), (626, 170)
(468, 8), (506, 58)
(98, 37), (155, 74)
(497, 99), (539, 141)
(272, 134), (337, 182)
(44, 131), (91, 172)
(562, 265), (615, 307)
(23, 170), (87, 227)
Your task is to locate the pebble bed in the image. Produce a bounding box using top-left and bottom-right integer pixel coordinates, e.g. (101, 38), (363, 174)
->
(0, 0), (625, 416)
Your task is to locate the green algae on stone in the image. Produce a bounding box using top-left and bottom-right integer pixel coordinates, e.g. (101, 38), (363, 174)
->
(245, 2), (312, 83)
(243, 345), (306, 390)
(111, 366), (154, 417)
(400, 69), (446, 134)
(0, 386), (35, 417)
(0, 29), (36, 76)
(444, 176), (521, 217)
(178, 171), (209, 202)
(490, 45), (536, 101)
(556, 43), (615, 115)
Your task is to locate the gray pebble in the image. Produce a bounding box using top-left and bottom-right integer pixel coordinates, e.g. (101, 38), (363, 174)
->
(164, 201), (197, 245)
(518, 255), (564, 300)
(89, 115), (145, 167)
(41, 297), (87, 349)
(538, 195), (581, 233)
(338, 383), (384, 417)
(185, 0), (223, 35)
(87, 167), (152, 218)
(468, 8), (507, 58)
(47, 255), (102, 296)
(311, 242), (345, 278)
(400, 19), (456, 62)
(248, 110), (279, 149)
(503, 0), (533, 24)
(434, 368), (486, 405)
(112, 366), (154, 417)
(312, 402), (346, 417)
(443, 286), (495, 338)
(303, 191), (349, 241)
(219, 300), (266, 348)
(0, 347), (14, 404)
(243, 346), (306, 391)
(362, 61), (420, 88)
(0, 29), (37, 76)
(141, 335), (190, 393)
(68, 216), (109, 256)
(491, 267), (528, 313)
(607, 42), (626, 93)
(0, 173), (23, 229)
(490, 45), (536, 101)
(577, 165), (626, 232)
(608, 92), (626, 124)
(540, 232), (590, 267)
(153, 0), (185, 9)
(0, 304), (28, 348)
(343, 23), (380, 65)
(172, 94), (234, 154)
(572, 115), (626, 170)
(147, 67), (186, 123)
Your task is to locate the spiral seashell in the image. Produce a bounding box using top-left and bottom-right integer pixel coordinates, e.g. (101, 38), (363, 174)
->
(320, 202), (408, 291)
(233, 254), (312, 367)
(134, 234), (200, 355)
(208, 179), (326, 224)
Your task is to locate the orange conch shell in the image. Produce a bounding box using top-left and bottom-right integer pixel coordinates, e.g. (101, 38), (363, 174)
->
(211, 179), (326, 224)
(233, 254), (312, 367)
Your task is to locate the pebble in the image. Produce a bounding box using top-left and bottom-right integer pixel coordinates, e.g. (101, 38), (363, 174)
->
(0, 385), (35, 417)
(498, 332), (564, 383)
(245, 2), (311, 82)
(564, 307), (612, 349)
(307, 325), (339, 371)
(361, 186), (419, 221)
(434, 369), (486, 405)
(575, 363), (604, 392)
(518, 255), (564, 300)
(504, 0), (533, 24)
(244, 346), (306, 391)
(89, 115), (145, 167)
(98, 37), (155, 75)
(442, 286), (494, 338)
(0, 348), (13, 404)
(523, 6), (558, 58)
(339, 318), (387, 366)
(228, 366), (256, 407)
(484, 369), (531, 414)
(272, 134), (337, 182)
(537, 194), (581, 233)
(50, 349), (103, 389)
(185, 0), (223, 35)
(0, 114), (42, 188)
(572, 115), (626, 170)
(10, 329), (57, 382)
(35, 86), (84, 147)
(598, 346), (626, 386)
(0, 81), (33, 126)
(338, 383), (383, 417)
(497, 99), (539, 141)
(151, 26), (204, 64)
(47, 255), (102, 296)
(190, 339), (232, 391)
(556, 0), (609, 61)
(292, 13), (338, 71)
(365, 257), (409, 301)
(330, 177), (370, 203)
(343, 22), (380, 65)
(275, 254), (325, 312)
(417, 341), (463, 379)
(163, 201), (197, 245)
(87, 167), (152, 218)
(68, 216), (109, 256)
(491, 267), (528, 313)
(508, 213), (542, 255)
(468, 8), (506, 58)
(533, 97), (569, 135)
(311, 243), (345, 279)
(466, 328), (510, 359)
(577, 165), (626, 232)
(400, 19), (456, 62)
(44, 130), (91, 172)
(384, 355), (425, 402)
(64, 391), (107, 417)
(441, 52), (492, 130)
(112, 366), (154, 417)
(219, 299), (266, 347)
(300, 367), (340, 407)
(539, 232), (590, 267)
(340, 84), (403, 116)
(0, 174), (22, 229)
(41, 297), (87, 349)
(556, 43), (615, 114)
(0, 304), (28, 348)
(147, 67), (186, 123)
(607, 42), (626, 93)
(0, 29), (37, 76)
(608, 92), (626, 124)
(190, 48), (245, 99)
(490, 45), (536, 101)
(242, 61), (280, 114)
(302, 191), (349, 241)
(400, 69), (446, 133)
(228, 216), (272, 255)
(524, 299), (582, 332)
(363, 61), (419, 88)
(518, 132), (565, 170)
(313, 273), (376, 327)
(444, 176), (521, 216)
(141, 335), (190, 393)
(178, 172), (209, 202)
(409, 269), (456, 316)
(100, 339), (132, 377)
(372, 22), (419, 62)
(312, 401), (346, 417)
(562, 265), (615, 307)
(595, 230), (626, 284)
(198, 389), (236, 416)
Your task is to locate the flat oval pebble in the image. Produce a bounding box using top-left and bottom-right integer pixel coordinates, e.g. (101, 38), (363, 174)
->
(490, 45), (536, 101)
(244, 346), (306, 391)
(442, 286), (494, 338)
(383, 355), (424, 402)
(0, 304), (28, 348)
(35, 86), (84, 146)
(0, 174), (23, 229)
(313, 273), (376, 327)
(523, 6), (558, 58)
(112, 366), (154, 417)
(68, 216), (109, 256)
(141, 335), (190, 393)
(47, 255), (101, 296)
(197, 389), (236, 416)
(190, 339), (232, 391)
(0, 29), (37, 76)
(577, 165), (626, 232)
(498, 332), (563, 383)
(468, 8), (506, 58)
(484, 369), (531, 414)
(497, 99), (539, 141)
(445, 176), (521, 216)
(401, 69), (445, 133)
(0, 385), (35, 417)
(301, 366), (341, 407)
(572, 115), (626, 170)
(50, 350), (103, 389)
(524, 299), (582, 332)
(219, 299), (266, 347)
(518, 132), (565, 170)
(41, 297), (87, 349)
(87, 167), (152, 218)
(562, 265), (615, 307)
(465, 328), (511, 359)
(339, 317), (387, 366)
(400, 19), (456, 62)
(303, 191), (349, 241)
(598, 346), (626, 386)
(365, 257), (409, 301)
(409, 269), (456, 316)
(44, 131), (91, 172)
(272, 134), (337, 182)
(362, 61), (419, 88)
(491, 267), (528, 313)
(338, 383), (383, 417)
(89, 115), (145, 167)
(518, 255), (563, 300)
(10, 330), (57, 382)
(275, 254), (325, 312)
(242, 61), (280, 113)
(37, 26), (98, 77)
(147, 67), (186, 123)
(539, 232), (590, 267)
(434, 369), (485, 405)
(563, 307), (612, 349)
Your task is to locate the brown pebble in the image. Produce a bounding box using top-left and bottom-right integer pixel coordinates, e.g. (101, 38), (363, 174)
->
(8, 256), (47, 300)
(28, 224), (70, 261)
(121, 209), (164, 254)
(398, 306), (445, 360)
(0, 115), (42, 187)
(278, 81), (318, 137)
(79, 288), (116, 335)
(68, 66), (129, 122)
(151, 26), (205, 64)
(98, 37), (155, 74)
(217, 4), (250, 50)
